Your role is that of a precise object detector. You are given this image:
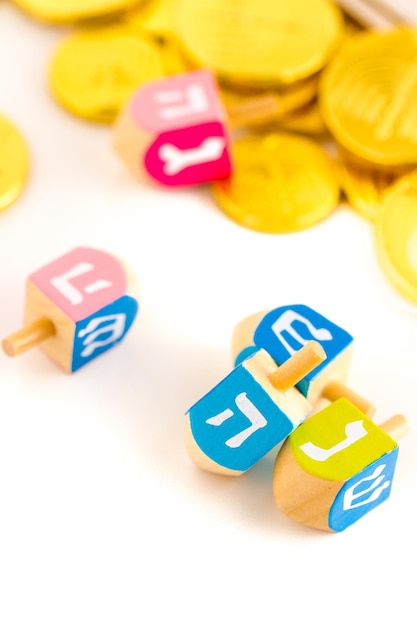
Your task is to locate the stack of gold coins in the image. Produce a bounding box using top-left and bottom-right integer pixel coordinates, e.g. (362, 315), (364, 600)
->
(319, 26), (417, 304)
(163, 0), (345, 232)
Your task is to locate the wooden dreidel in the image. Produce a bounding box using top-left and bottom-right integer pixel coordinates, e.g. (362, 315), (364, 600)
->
(2, 247), (139, 373)
(184, 340), (326, 476)
(231, 303), (375, 417)
(113, 69), (281, 187)
(273, 398), (409, 532)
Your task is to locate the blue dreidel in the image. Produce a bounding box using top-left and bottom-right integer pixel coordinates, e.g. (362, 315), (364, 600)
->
(231, 303), (375, 416)
(273, 398), (409, 532)
(184, 340), (326, 476)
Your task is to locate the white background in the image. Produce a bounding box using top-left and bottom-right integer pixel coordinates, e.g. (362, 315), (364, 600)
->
(0, 3), (416, 625)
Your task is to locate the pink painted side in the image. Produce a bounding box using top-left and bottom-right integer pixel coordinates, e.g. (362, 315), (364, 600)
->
(144, 121), (232, 186)
(29, 247), (128, 321)
(129, 70), (227, 133)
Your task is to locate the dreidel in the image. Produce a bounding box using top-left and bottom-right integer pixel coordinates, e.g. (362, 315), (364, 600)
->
(184, 340), (326, 476)
(113, 69), (289, 187)
(231, 303), (375, 417)
(273, 398), (409, 532)
(2, 247), (139, 372)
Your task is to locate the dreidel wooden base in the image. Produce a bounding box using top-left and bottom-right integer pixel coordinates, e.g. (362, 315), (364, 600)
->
(273, 398), (409, 532)
(184, 340), (326, 476)
(2, 247), (139, 373)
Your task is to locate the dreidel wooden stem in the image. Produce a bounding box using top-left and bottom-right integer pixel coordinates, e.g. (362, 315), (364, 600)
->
(227, 94), (282, 129)
(269, 340), (326, 392)
(380, 414), (410, 440)
(322, 380), (376, 418)
(2, 318), (56, 357)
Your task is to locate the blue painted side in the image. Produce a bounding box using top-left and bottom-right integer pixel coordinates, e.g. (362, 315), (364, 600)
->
(188, 355), (295, 472)
(71, 295), (138, 372)
(234, 345), (257, 365)
(329, 447), (399, 532)
(250, 304), (354, 396)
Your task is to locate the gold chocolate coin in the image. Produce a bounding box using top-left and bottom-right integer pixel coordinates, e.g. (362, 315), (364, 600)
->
(175, 0), (344, 89)
(375, 174), (417, 304)
(12, 0), (150, 23)
(0, 114), (29, 213)
(337, 150), (413, 221)
(212, 132), (340, 233)
(49, 26), (164, 123)
(320, 27), (417, 166)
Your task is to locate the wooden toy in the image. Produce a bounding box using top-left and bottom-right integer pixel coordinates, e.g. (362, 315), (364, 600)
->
(184, 340), (326, 476)
(273, 398), (409, 532)
(113, 69), (280, 187)
(231, 304), (375, 416)
(2, 247), (138, 373)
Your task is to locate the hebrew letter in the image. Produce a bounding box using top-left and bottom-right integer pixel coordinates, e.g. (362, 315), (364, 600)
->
(78, 313), (126, 357)
(159, 137), (226, 175)
(271, 310), (333, 356)
(300, 420), (368, 462)
(154, 84), (209, 120)
(343, 464), (391, 510)
(51, 262), (112, 306)
(206, 392), (267, 449)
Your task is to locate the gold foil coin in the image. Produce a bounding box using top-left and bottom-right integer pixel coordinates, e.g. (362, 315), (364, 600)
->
(337, 150), (413, 221)
(49, 26), (164, 123)
(212, 132), (340, 233)
(12, 0), (150, 23)
(0, 114), (29, 213)
(175, 0), (344, 89)
(375, 174), (417, 304)
(320, 27), (417, 166)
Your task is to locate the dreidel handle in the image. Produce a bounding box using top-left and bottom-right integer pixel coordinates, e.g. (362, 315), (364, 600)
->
(2, 318), (56, 357)
(227, 94), (282, 129)
(269, 340), (326, 392)
(323, 380), (376, 418)
(380, 414), (410, 440)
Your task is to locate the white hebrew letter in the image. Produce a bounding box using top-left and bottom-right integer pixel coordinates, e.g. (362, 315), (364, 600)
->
(300, 420), (368, 462)
(205, 392), (267, 449)
(154, 84), (209, 120)
(50, 262), (112, 305)
(343, 464), (391, 510)
(78, 314), (126, 357)
(271, 310), (333, 356)
(159, 138), (226, 175)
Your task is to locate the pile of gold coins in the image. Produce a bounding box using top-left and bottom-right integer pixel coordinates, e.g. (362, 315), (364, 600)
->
(1, 0), (416, 306)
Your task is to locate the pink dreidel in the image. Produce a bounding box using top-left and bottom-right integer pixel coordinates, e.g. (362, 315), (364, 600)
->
(2, 247), (138, 372)
(113, 69), (280, 187)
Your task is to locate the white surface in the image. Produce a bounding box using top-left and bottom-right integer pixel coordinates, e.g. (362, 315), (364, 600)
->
(0, 5), (416, 626)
